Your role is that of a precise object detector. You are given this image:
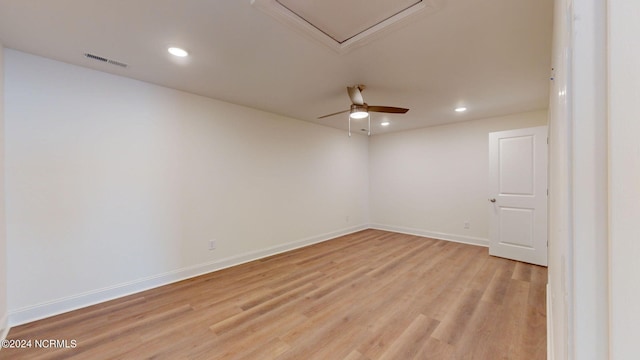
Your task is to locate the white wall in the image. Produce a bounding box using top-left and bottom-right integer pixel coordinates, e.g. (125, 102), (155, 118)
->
(4, 49), (370, 325)
(369, 110), (547, 245)
(608, 0), (640, 358)
(0, 44), (8, 341)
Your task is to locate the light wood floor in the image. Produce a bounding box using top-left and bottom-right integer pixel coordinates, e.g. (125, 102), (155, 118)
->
(2, 229), (546, 360)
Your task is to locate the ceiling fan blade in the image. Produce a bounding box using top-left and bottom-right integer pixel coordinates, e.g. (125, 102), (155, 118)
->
(368, 106), (409, 114)
(317, 109), (350, 119)
(347, 86), (364, 105)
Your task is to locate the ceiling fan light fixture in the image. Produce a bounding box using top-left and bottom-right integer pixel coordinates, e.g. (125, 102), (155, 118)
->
(350, 104), (369, 119)
(350, 111), (368, 119)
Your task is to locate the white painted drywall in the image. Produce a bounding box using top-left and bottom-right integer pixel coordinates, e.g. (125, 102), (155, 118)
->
(369, 110), (547, 245)
(4, 49), (370, 325)
(0, 44), (8, 341)
(608, 0), (640, 358)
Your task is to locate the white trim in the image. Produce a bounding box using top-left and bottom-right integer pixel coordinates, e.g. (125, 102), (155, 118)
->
(547, 283), (554, 360)
(608, 1), (640, 357)
(369, 223), (488, 247)
(0, 314), (8, 342)
(8, 225), (367, 327)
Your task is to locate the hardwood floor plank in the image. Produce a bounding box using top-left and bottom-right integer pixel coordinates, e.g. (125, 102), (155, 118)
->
(378, 314), (439, 360)
(480, 259), (517, 305)
(210, 312), (308, 360)
(209, 282), (316, 335)
(431, 287), (484, 345)
(418, 251), (479, 320)
(512, 261), (533, 282)
(472, 279), (531, 359)
(232, 337), (291, 360)
(450, 299), (502, 358)
(3, 230), (546, 360)
(365, 238), (436, 278)
(468, 255), (502, 292)
(239, 271), (324, 311)
(529, 264), (548, 316)
(343, 350), (370, 360)
(415, 337), (456, 359)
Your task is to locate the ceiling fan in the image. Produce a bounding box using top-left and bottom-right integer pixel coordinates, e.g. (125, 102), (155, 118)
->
(318, 85), (409, 136)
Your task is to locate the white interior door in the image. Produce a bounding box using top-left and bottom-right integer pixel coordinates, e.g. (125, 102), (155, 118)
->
(489, 126), (548, 266)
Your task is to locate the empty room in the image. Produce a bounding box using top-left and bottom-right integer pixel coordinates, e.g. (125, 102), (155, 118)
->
(0, 0), (638, 359)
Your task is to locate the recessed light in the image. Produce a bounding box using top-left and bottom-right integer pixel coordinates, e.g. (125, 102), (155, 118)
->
(381, 122), (390, 126)
(455, 107), (467, 112)
(168, 47), (189, 57)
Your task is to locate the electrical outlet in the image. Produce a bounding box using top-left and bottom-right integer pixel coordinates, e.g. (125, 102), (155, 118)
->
(464, 221), (470, 229)
(209, 240), (216, 250)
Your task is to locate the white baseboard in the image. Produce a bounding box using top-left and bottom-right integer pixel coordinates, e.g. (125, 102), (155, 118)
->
(369, 223), (488, 247)
(8, 224), (485, 326)
(8, 225), (368, 327)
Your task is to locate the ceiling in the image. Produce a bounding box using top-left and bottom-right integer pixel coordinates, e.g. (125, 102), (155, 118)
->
(0, 0), (554, 134)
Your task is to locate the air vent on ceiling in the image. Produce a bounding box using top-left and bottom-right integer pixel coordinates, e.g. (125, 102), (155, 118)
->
(84, 53), (128, 68)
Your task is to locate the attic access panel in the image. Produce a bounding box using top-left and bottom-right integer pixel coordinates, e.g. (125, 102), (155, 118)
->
(276, 0), (421, 43)
(252, 0), (440, 53)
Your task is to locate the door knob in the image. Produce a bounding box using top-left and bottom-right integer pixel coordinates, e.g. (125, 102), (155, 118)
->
(489, 198), (496, 203)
